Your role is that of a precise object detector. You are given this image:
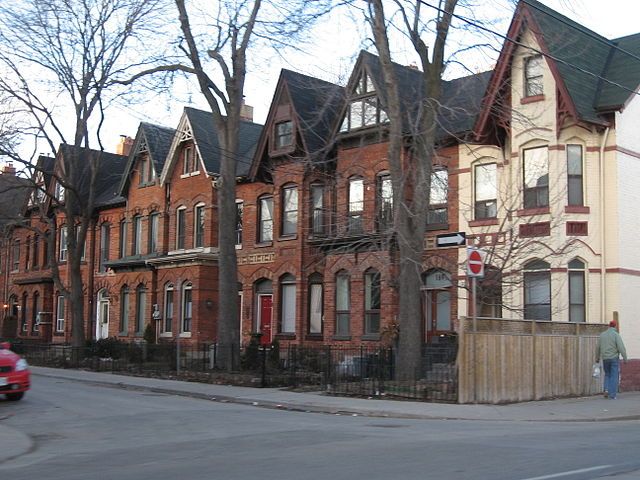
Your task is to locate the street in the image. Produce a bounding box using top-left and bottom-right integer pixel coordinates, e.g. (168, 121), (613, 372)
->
(1, 375), (640, 480)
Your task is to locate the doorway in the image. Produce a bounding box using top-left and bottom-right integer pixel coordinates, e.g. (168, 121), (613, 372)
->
(96, 289), (110, 340)
(423, 269), (452, 340)
(257, 294), (273, 345)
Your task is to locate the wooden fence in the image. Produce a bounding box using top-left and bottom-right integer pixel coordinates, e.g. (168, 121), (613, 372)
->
(457, 317), (608, 404)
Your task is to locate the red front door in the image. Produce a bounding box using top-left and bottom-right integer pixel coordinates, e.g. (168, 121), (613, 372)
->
(259, 295), (273, 346)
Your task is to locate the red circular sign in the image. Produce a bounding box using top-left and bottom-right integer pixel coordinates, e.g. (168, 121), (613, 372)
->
(468, 250), (483, 275)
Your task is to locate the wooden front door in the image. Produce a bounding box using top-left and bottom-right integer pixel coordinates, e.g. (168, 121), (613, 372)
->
(258, 295), (273, 346)
(425, 290), (451, 339)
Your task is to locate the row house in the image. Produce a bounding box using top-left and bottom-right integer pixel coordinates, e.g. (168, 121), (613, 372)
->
(2, 0), (639, 360)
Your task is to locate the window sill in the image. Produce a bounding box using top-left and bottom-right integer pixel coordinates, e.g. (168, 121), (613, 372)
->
(516, 207), (550, 217)
(235, 244), (242, 250)
(426, 223), (449, 231)
(138, 182), (155, 188)
(469, 218), (499, 227)
(565, 205), (590, 214)
(361, 334), (381, 341)
(521, 94), (545, 104)
(305, 334), (324, 341)
(160, 333), (173, 338)
(332, 335), (352, 341)
(255, 241), (273, 248)
(276, 333), (296, 340)
(278, 234), (297, 241)
(179, 332), (192, 338)
(180, 171), (200, 179)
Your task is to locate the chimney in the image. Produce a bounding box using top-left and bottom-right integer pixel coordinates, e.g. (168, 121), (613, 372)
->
(2, 162), (16, 176)
(240, 99), (254, 123)
(116, 135), (134, 156)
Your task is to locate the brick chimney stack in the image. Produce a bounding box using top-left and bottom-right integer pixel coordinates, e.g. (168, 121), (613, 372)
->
(1, 162), (16, 176)
(116, 135), (134, 156)
(240, 99), (254, 123)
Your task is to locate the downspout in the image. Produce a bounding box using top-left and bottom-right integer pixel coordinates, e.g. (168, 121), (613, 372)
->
(599, 127), (610, 323)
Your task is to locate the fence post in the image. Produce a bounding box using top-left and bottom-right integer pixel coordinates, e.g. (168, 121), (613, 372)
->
(260, 346), (267, 388)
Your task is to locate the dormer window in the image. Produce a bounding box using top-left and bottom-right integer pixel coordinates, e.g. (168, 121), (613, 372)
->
(139, 156), (153, 185)
(55, 181), (65, 203)
(340, 71), (388, 133)
(275, 121), (293, 149)
(524, 55), (543, 97)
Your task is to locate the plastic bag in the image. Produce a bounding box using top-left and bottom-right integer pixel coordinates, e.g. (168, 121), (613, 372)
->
(592, 362), (601, 378)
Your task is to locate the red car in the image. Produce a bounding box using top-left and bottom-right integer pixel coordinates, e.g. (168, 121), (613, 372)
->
(0, 342), (30, 401)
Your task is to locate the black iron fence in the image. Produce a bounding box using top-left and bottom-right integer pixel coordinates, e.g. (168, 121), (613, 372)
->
(11, 337), (458, 403)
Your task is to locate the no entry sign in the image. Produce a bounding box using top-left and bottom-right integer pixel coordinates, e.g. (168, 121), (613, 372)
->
(467, 247), (485, 278)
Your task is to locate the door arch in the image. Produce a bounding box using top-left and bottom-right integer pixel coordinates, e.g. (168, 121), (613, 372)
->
(423, 269), (452, 340)
(96, 289), (110, 340)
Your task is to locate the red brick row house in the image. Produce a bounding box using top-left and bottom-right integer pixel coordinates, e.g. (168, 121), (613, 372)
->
(1, 49), (488, 348)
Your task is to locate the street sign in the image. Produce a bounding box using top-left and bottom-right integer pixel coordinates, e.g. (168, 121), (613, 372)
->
(436, 231), (466, 248)
(467, 247), (485, 277)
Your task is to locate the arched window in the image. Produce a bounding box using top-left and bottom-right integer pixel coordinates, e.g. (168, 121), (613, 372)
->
(120, 285), (130, 335)
(56, 294), (65, 332)
(164, 283), (174, 333)
(132, 215), (143, 255)
(427, 169), (448, 226)
(376, 173), (393, 232)
(279, 274), (296, 334)
(310, 184), (325, 236)
(181, 282), (193, 333)
(135, 284), (146, 335)
(335, 271), (350, 337)
(523, 260), (551, 320)
(281, 185), (298, 236)
(21, 292), (28, 333)
(148, 212), (159, 253)
(523, 146), (549, 209)
(258, 195), (273, 243)
(119, 219), (127, 258)
(364, 269), (381, 335)
(99, 223), (110, 272)
(32, 291), (40, 333)
(348, 178), (364, 234)
(568, 259), (586, 323)
(176, 206), (187, 249)
(194, 203), (206, 248)
(308, 273), (323, 335)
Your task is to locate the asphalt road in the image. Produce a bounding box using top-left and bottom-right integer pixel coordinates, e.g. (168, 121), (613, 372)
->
(1, 375), (640, 480)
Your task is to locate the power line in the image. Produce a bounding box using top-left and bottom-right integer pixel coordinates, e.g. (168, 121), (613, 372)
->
(417, 0), (640, 100)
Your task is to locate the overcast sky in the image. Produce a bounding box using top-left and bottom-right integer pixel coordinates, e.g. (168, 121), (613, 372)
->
(79, 0), (640, 154)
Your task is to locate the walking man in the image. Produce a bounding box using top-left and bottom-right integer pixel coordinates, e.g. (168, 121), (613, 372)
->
(596, 319), (627, 399)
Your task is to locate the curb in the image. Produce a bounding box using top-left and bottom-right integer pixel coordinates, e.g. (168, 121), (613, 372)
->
(31, 369), (640, 422)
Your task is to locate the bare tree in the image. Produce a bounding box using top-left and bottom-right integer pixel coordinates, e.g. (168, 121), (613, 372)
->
(0, 0), (169, 347)
(169, 0), (335, 369)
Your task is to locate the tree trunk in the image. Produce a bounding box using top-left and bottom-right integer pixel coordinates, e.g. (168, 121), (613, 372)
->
(216, 122), (240, 371)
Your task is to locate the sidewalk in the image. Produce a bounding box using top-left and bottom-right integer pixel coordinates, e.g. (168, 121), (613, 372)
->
(29, 366), (640, 421)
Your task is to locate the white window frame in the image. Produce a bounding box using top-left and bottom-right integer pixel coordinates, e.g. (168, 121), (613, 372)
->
(59, 226), (68, 261)
(56, 295), (65, 332)
(194, 203), (205, 248)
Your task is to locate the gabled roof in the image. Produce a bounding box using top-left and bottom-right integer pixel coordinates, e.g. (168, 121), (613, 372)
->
(55, 144), (128, 210)
(281, 69), (345, 156)
(477, 0), (640, 136)
(351, 50), (491, 141)
(0, 172), (31, 230)
(162, 107), (263, 183)
(249, 69), (345, 179)
(118, 122), (175, 196)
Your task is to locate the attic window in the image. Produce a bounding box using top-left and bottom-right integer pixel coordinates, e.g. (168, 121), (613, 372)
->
(340, 71), (388, 133)
(275, 121), (293, 149)
(182, 146), (198, 175)
(524, 55), (543, 97)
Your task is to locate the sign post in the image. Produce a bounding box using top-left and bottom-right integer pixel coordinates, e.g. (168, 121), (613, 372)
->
(466, 247), (485, 403)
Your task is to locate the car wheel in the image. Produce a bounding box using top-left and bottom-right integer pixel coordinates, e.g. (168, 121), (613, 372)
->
(6, 392), (24, 401)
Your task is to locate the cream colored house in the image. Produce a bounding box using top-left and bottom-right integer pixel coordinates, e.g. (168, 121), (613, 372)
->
(456, 0), (640, 357)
